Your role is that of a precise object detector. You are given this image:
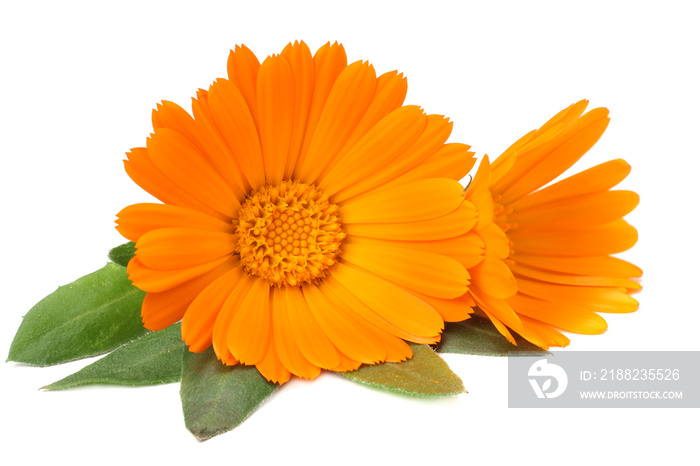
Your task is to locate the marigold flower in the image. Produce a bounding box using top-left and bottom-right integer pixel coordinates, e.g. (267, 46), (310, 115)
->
(470, 100), (641, 348)
(116, 41), (483, 383)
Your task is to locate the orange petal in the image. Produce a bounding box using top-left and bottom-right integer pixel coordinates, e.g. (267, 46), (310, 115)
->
(294, 42), (347, 177)
(331, 263), (443, 340)
(470, 287), (524, 334)
(341, 243), (468, 299)
(516, 277), (639, 313)
(116, 203), (234, 243)
(280, 41), (314, 179)
(344, 200), (477, 241)
(331, 70), (408, 165)
(189, 88), (251, 197)
(509, 219), (638, 256)
(317, 280), (413, 362)
(207, 79), (265, 191)
(406, 290), (474, 323)
(320, 106), (427, 195)
(511, 263), (642, 290)
(256, 332), (292, 384)
(181, 266), (245, 352)
(152, 101), (200, 148)
(500, 108), (610, 205)
(295, 60), (376, 183)
(303, 284), (387, 364)
(211, 273), (257, 366)
(127, 255), (234, 293)
(285, 285), (342, 369)
(345, 234), (483, 270)
(271, 288), (321, 379)
(124, 148), (222, 218)
(507, 293), (607, 335)
(517, 315), (571, 349)
(146, 128), (240, 218)
(227, 277), (271, 365)
(135, 228), (237, 270)
(469, 256), (517, 300)
(491, 101), (592, 194)
(511, 253), (642, 278)
(340, 178), (464, 224)
(511, 159), (631, 211)
(384, 143), (476, 188)
(227, 44), (261, 125)
(508, 190), (639, 230)
(257, 55), (295, 186)
(140, 258), (239, 331)
(321, 275), (438, 345)
(334, 114), (452, 203)
(477, 223), (510, 259)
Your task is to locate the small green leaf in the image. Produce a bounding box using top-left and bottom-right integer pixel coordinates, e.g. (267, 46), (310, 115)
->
(44, 323), (183, 390)
(180, 348), (278, 441)
(436, 315), (547, 356)
(343, 344), (465, 397)
(8, 262), (148, 366)
(109, 242), (136, 267)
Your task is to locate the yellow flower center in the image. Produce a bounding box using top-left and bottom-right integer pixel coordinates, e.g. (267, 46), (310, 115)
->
(234, 181), (345, 287)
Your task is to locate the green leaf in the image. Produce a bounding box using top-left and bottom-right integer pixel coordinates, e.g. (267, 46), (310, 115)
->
(180, 348), (278, 441)
(8, 262), (148, 366)
(342, 344), (465, 397)
(44, 323), (183, 390)
(436, 315), (547, 356)
(109, 242), (136, 267)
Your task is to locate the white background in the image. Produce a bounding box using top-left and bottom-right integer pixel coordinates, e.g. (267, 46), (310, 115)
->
(1, 1), (698, 464)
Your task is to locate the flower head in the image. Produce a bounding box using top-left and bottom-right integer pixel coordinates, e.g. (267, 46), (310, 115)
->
(468, 100), (641, 348)
(117, 41), (483, 383)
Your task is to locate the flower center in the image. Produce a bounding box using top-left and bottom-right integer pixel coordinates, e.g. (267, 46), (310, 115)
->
(234, 181), (345, 287)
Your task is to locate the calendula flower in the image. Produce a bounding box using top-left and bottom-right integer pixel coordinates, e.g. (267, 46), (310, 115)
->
(116, 41), (483, 383)
(471, 100), (641, 348)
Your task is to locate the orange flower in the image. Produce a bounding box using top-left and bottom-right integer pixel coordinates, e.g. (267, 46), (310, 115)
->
(116, 41), (482, 383)
(471, 100), (641, 348)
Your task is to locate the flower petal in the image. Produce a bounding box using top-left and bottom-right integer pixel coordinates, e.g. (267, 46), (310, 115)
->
(332, 114), (452, 202)
(344, 200), (477, 241)
(295, 61), (376, 183)
(285, 285), (342, 369)
(341, 243), (468, 299)
(508, 190), (639, 230)
(511, 159), (631, 211)
(256, 332), (292, 384)
(207, 78), (266, 191)
(331, 262), (443, 340)
(127, 255), (233, 293)
(135, 228), (237, 270)
(384, 143), (476, 188)
(507, 293), (608, 335)
(271, 288), (321, 379)
(140, 257), (239, 331)
(508, 219), (638, 256)
(227, 277), (271, 365)
(319, 106), (428, 196)
(511, 253), (643, 278)
(303, 284), (387, 364)
(227, 44), (261, 125)
(516, 277), (639, 314)
(280, 41), (315, 179)
(181, 266), (245, 352)
(469, 256), (517, 300)
(257, 55), (295, 186)
(116, 203), (234, 243)
(340, 178), (465, 223)
(146, 128), (240, 218)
